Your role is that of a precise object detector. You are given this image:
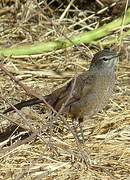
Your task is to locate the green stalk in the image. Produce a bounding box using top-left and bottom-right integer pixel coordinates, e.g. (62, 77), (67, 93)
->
(0, 8), (130, 57)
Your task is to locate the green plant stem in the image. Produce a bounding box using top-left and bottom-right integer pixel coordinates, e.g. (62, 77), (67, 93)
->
(0, 8), (130, 57)
(92, 29), (130, 46)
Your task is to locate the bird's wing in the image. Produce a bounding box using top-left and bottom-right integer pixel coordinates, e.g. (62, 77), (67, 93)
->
(46, 71), (95, 110)
(65, 72), (95, 106)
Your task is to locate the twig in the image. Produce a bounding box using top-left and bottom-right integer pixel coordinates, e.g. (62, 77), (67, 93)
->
(1, 64), (89, 164)
(0, 63), (56, 113)
(0, 96), (34, 131)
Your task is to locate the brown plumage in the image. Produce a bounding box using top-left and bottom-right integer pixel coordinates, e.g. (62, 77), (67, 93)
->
(3, 49), (118, 122)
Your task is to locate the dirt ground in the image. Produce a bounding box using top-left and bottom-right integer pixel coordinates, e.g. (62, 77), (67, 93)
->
(0, 1), (130, 179)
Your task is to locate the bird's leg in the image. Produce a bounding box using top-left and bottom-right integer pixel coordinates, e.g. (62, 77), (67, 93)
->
(72, 117), (80, 143)
(72, 117), (84, 143)
(72, 117), (85, 143)
(78, 117), (85, 144)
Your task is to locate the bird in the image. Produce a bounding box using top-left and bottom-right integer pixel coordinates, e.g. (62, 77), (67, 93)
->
(3, 49), (119, 127)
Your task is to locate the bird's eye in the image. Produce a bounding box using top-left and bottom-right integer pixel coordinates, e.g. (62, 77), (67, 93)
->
(102, 57), (108, 61)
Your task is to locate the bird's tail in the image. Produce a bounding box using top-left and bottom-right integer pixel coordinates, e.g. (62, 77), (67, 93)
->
(3, 97), (44, 114)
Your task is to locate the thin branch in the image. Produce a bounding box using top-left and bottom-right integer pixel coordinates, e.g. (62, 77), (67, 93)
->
(0, 63), (56, 113)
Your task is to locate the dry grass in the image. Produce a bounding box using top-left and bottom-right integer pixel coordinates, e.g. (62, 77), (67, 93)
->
(0, 0), (130, 179)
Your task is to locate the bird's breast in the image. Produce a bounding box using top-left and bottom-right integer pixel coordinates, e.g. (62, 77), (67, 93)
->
(82, 73), (115, 117)
(93, 74), (115, 111)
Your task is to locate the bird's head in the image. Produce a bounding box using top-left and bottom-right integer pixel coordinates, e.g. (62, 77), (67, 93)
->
(90, 49), (119, 71)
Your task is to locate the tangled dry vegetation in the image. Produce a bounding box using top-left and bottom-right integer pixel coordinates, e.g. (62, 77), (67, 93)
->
(0, 0), (130, 179)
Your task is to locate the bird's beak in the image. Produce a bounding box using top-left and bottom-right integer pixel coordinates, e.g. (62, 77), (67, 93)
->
(114, 55), (119, 65)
